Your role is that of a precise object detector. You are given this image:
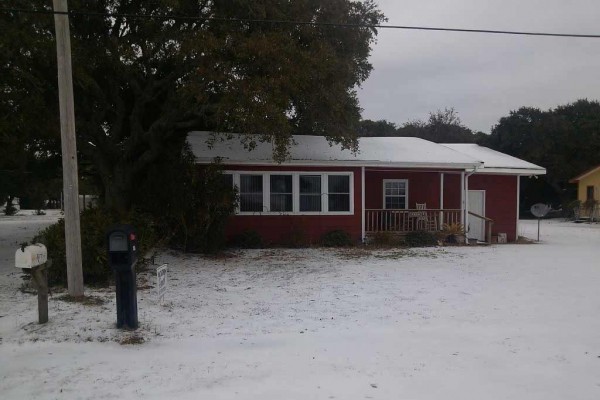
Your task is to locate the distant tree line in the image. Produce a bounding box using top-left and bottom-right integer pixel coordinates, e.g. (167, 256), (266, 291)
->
(359, 100), (600, 212)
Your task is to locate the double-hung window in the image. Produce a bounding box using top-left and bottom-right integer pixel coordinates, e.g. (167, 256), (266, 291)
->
(383, 179), (408, 209)
(328, 175), (351, 212)
(299, 175), (322, 212)
(270, 175), (293, 212)
(239, 174), (263, 212)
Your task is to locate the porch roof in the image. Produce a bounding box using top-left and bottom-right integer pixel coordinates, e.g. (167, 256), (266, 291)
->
(188, 131), (482, 169)
(441, 144), (546, 175)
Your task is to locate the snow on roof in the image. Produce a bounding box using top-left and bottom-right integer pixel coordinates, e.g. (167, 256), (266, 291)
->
(188, 131), (482, 169)
(441, 143), (546, 175)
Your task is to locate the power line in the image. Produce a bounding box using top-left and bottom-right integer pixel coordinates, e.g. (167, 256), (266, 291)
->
(2, 6), (600, 39)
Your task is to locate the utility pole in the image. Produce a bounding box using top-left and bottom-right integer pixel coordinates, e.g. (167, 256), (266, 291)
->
(53, 0), (84, 297)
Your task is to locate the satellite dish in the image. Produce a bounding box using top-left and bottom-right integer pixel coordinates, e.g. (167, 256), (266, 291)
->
(530, 203), (551, 242)
(530, 203), (551, 218)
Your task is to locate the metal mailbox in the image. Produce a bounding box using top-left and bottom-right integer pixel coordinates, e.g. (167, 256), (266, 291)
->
(107, 225), (137, 272)
(15, 243), (49, 324)
(15, 244), (48, 269)
(106, 224), (139, 329)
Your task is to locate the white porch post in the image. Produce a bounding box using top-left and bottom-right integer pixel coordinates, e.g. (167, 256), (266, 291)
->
(361, 166), (366, 242)
(439, 173), (444, 229)
(460, 171), (465, 229)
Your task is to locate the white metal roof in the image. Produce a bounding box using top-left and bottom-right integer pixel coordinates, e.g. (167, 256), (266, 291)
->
(441, 143), (546, 175)
(188, 131), (482, 169)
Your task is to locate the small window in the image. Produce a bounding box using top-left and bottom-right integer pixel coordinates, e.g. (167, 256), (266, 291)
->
(587, 186), (595, 201)
(384, 180), (407, 209)
(328, 175), (350, 212)
(270, 175), (293, 212)
(240, 174), (263, 212)
(300, 175), (322, 212)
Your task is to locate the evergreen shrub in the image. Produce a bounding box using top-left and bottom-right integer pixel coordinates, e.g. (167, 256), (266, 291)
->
(405, 230), (438, 247)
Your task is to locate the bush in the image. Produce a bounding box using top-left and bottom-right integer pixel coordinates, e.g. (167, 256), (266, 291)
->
(369, 231), (403, 247)
(321, 230), (353, 247)
(33, 207), (159, 287)
(231, 230), (263, 249)
(405, 230), (438, 247)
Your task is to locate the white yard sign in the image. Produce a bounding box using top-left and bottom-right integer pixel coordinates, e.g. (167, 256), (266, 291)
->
(157, 264), (168, 304)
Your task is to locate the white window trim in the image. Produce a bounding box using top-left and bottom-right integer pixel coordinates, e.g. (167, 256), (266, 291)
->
(383, 179), (409, 209)
(225, 171), (354, 216)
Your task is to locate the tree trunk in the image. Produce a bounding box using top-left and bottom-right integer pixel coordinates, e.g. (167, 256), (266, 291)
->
(102, 165), (134, 213)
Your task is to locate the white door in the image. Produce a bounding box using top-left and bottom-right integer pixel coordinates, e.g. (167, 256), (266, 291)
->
(468, 190), (485, 241)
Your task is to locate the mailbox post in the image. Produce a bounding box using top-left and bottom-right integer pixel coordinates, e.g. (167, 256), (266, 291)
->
(15, 244), (49, 324)
(107, 225), (138, 329)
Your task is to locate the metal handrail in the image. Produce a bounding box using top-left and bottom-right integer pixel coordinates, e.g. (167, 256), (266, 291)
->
(467, 211), (494, 243)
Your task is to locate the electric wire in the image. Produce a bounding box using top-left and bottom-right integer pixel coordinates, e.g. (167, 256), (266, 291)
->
(1, 7), (600, 39)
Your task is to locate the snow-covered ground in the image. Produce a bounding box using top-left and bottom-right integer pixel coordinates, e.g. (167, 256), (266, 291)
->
(1, 218), (599, 399)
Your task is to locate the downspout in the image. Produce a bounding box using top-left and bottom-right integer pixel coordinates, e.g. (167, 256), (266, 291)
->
(361, 166), (366, 243)
(439, 173), (444, 229)
(516, 175), (521, 241)
(464, 167), (478, 232)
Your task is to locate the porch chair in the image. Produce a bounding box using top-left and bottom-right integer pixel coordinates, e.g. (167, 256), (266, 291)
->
(415, 203), (438, 231)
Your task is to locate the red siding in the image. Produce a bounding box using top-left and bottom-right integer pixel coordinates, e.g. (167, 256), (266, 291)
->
(365, 169), (461, 210)
(213, 164), (519, 244)
(224, 165), (362, 244)
(469, 174), (518, 242)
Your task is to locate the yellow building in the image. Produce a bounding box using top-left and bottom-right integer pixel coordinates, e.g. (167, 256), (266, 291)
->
(569, 165), (600, 220)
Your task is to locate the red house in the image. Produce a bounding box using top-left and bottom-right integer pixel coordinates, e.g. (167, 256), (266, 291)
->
(188, 132), (546, 244)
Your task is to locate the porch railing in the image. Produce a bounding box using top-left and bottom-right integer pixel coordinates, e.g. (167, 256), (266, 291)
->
(365, 209), (461, 233)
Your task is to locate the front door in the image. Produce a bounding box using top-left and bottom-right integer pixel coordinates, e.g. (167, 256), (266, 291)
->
(467, 190), (485, 241)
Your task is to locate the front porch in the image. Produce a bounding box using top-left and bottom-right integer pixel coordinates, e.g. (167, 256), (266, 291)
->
(361, 168), (501, 243)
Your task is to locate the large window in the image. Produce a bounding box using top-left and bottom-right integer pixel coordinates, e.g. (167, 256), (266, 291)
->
(383, 179), (408, 209)
(227, 171), (353, 215)
(300, 175), (322, 212)
(239, 174), (263, 212)
(270, 175), (293, 212)
(328, 175), (350, 212)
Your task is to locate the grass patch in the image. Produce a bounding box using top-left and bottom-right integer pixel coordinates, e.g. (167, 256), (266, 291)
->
(119, 334), (145, 345)
(373, 250), (420, 259)
(335, 247), (373, 260)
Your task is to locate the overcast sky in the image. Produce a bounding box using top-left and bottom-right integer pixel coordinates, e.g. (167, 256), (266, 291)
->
(357, 0), (600, 133)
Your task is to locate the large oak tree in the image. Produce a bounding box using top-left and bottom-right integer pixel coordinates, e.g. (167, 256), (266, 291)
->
(1, 0), (385, 211)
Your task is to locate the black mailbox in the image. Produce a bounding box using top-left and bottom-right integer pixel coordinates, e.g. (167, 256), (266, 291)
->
(107, 224), (139, 329)
(107, 225), (138, 272)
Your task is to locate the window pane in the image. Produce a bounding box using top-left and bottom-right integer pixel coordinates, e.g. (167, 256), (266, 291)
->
(300, 175), (321, 194)
(328, 175), (350, 193)
(385, 181), (405, 195)
(270, 194), (293, 212)
(328, 194), (350, 212)
(300, 195), (321, 212)
(240, 174), (263, 212)
(270, 175), (292, 194)
(240, 175), (262, 193)
(385, 196), (406, 210)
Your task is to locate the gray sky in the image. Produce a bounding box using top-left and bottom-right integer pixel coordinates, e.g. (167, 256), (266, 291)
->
(358, 0), (600, 133)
